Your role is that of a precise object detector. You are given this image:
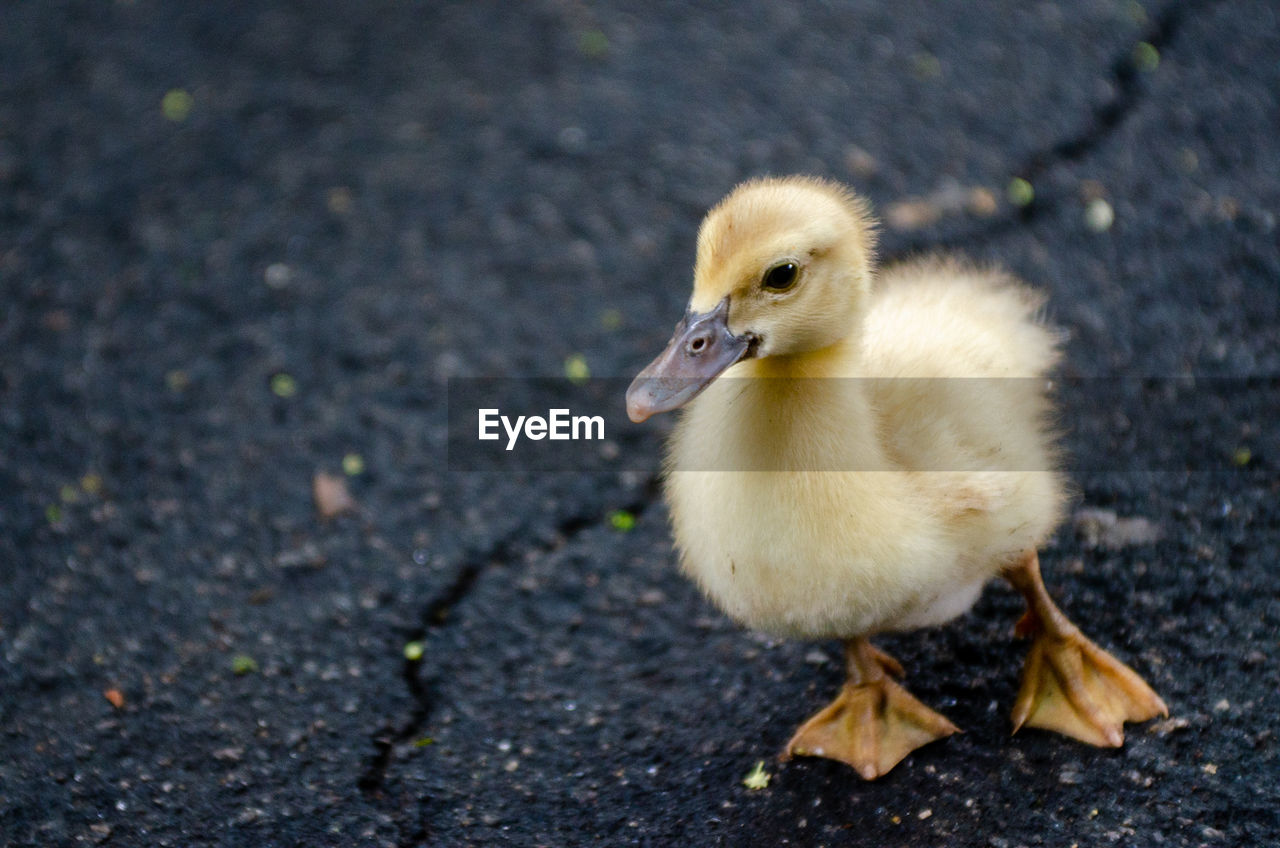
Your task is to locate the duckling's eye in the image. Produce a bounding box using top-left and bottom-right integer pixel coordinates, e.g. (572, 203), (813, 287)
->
(762, 262), (799, 292)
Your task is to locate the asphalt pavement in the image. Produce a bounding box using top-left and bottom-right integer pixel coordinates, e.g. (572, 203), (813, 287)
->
(2, 1), (1278, 845)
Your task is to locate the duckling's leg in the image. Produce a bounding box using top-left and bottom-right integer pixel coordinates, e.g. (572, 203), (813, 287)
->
(782, 638), (959, 780)
(1004, 551), (1167, 746)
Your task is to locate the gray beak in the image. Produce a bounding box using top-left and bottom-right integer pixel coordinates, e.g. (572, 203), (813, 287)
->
(625, 297), (756, 423)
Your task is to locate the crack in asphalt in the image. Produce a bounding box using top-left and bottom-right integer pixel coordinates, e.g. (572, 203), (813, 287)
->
(888, 0), (1218, 260)
(357, 475), (660, 839)
(1022, 0), (1208, 174)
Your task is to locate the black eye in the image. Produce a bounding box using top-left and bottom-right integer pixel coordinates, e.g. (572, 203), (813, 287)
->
(762, 262), (799, 291)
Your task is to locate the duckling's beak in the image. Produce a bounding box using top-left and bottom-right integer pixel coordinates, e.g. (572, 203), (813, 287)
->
(626, 296), (756, 423)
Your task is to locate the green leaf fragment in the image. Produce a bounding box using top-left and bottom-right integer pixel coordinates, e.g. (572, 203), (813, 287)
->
(564, 354), (591, 385)
(609, 509), (636, 532)
(165, 370), (191, 392)
(1133, 42), (1159, 72)
(413, 737), (435, 748)
(1007, 178), (1035, 208)
(742, 760), (770, 790)
(162, 89), (194, 122)
(910, 51), (942, 80)
(342, 453), (365, 476)
(578, 30), (609, 59)
(270, 373), (298, 398)
(232, 655), (259, 675)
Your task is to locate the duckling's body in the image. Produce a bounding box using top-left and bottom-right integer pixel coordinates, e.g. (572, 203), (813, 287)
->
(669, 259), (1065, 641)
(627, 177), (1166, 778)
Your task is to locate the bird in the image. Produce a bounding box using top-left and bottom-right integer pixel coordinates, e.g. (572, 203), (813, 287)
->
(625, 176), (1166, 779)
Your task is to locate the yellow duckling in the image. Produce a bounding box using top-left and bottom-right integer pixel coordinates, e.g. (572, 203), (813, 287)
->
(626, 176), (1166, 779)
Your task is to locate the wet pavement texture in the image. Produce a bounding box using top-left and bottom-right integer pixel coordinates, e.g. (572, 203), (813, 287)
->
(2, 1), (1278, 845)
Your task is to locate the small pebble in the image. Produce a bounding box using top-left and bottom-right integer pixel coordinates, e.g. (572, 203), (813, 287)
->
(313, 472), (357, 518)
(637, 589), (666, 606)
(165, 370), (191, 392)
(967, 187), (999, 217)
(264, 263), (292, 289)
(886, 199), (942, 231)
(1074, 508), (1161, 549)
(1147, 716), (1190, 735)
(845, 145), (879, 178)
(1084, 198), (1115, 232)
(326, 187), (353, 215)
(558, 126), (587, 153)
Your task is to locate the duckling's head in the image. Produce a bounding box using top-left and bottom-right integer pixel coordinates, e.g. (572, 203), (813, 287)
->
(627, 176), (876, 422)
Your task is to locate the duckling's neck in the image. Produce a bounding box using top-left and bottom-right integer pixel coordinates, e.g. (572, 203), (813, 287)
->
(729, 336), (890, 471)
(743, 335), (863, 379)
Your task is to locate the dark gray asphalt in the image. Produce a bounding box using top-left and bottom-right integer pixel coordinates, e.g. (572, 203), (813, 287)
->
(2, 1), (1278, 845)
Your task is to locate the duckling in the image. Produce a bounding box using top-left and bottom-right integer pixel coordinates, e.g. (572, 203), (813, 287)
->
(626, 176), (1166, 779)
